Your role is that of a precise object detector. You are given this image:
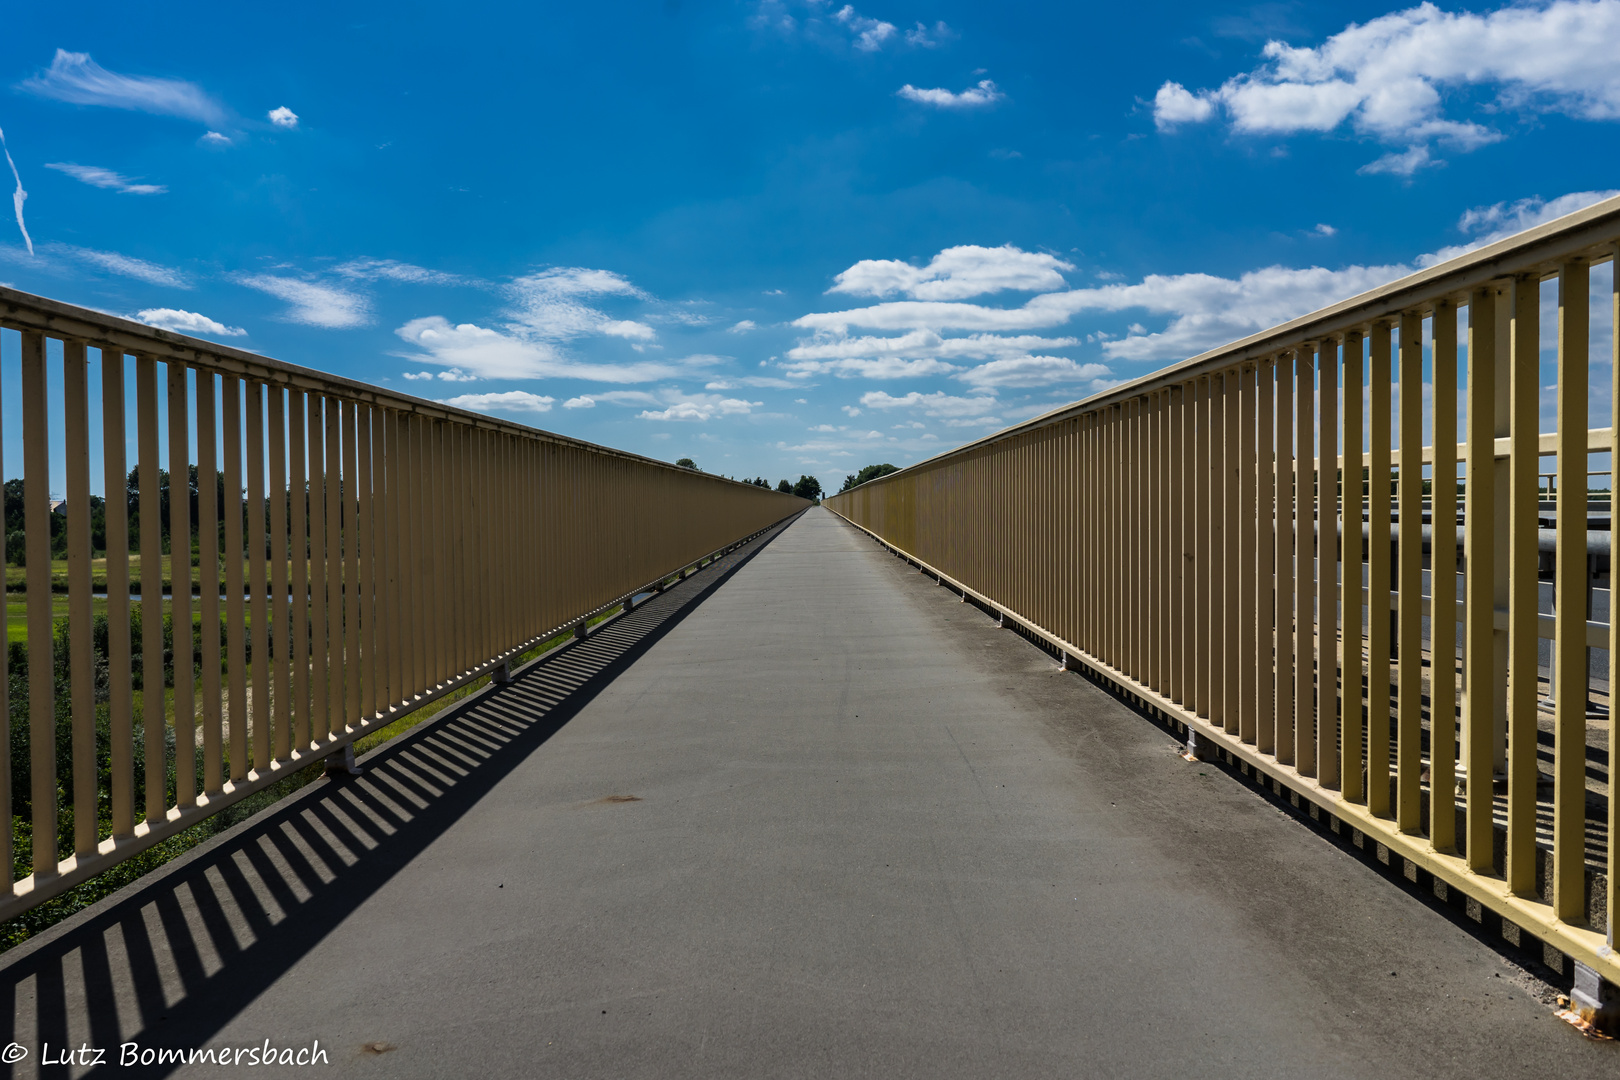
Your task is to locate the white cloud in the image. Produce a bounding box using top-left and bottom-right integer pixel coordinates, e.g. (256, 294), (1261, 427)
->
(639, 394), (763, 421)
(335, 257), (471, 286)
(564, 396), (596, 408)
(859, 390), (1000, 419)
(1153, 1), (1620, 162)
(1313, 223), (1337, 237)
(842, 405), (862, 417)
(728, 319), (758, 333)
(237, 275), (370, 328)
(787, 329), (1079, 361)
(435, 367), (477, 382)
(199, 131), (231, 147)
(1423, 188), (1620, 265)
(956, 356), (1114, 389)
(782, 357), (961, 379)
(19, 50), (226, 126)
(393, 317), (684, 382)
(439, 390), (556, 415)
(0, 127), (31, 256)
(897, 79), (1005, 109)
(62, 245), (188, 287)
(1153, 82), (1215, 128)
(135, 308), (245, 337)
(45, 162), (165, 195)
(905, 20), (954, 47)
(267, 106), (298, 128)
(830, 244), (1071, 300)
(1357, 145), (1436, 176)
(506, 267), (654, 341)
(402, 372), (434, 381)
(705, 376), (802, 389)
(833, 5), (897, 50)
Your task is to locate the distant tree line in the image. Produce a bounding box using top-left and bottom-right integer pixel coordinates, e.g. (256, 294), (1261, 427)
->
(839, 463), (898, 493)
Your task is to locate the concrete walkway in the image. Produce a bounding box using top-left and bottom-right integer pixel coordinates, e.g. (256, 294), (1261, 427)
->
(0, 507), (1612, 1077)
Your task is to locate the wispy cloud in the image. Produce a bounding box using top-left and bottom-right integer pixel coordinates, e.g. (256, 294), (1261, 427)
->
(783, 357), (961, 379)
(19, 49), (227, 126)
(394, 317), (686, 382)
(905, 20), (955, 47)
(61, 245), (187, 287)
(897, 79), (1005, 109)
(507, 267), (654, 341)
(46, 162), (166, 195)
(335, 257), (473, 287)
(0, 127), (30, 255)
(237, 275), (370, 328)
(955, 356), (1113, 390)
(136, 308), (244, 337)
(438, 390), (556, 415)
(833, 4), (897, 50)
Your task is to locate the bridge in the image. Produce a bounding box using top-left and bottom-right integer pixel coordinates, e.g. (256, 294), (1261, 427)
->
(0, 198), (1617, 1072)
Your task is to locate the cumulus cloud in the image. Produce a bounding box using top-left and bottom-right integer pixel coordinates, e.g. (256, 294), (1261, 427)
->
(639, 394), (763, 421)
(438, 391), (556, 415)
(46, 162), (165, 194)
(830, 244), (1071, 300)
(267, 106), (298, 128)
(787, 329), (1079, 362)
(61, 245), (188, 287)
(833, 4), (897, 50)
(897, 79), (1005, 108)
(237, 275), (370, 328)
(394, 317), (685, 382)
(1152, 1), (1620, 164)
(199, 131), (231, 147)
(1422, 188), (1620, 264)
(782, 357), (961, 379)
(705, 376), (802, 389)
(728, 319), (758, 333)
(1357, 145), (1436, 176)
(135, 308), (245, 337)
(19, 50), (227, 126)
(859, 390), (1001, 419)
(564, 396), (596, 408)
(956, 356), (1114, 390)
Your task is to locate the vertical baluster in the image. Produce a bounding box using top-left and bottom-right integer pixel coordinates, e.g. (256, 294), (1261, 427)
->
(1238, 366), (1257, 744)
(268, 386), (289, 761)
(1341, 333), (1365, 800)
(357, 405), (375, 721)
(1318, 337), (1339, 787)
(1208, 376), (1225, 726)
(1609, 246), (1620, 944)
(1257, 359), (1275, 755)
(1397, 312), (1425, 828)
(22, 333), (56, 870)
(1180, 384), (1194, 704)
(1194, 380), (1210, 715)
(1463, 289), (1497, 864)
(246, 381), (269, 771)
(1430, 305), (1458, 849)
(1297, 345), (1316, 776)
(196, 372), (222, 793)
(1224, 372), (1241, 735)
(343, 401), (361, 726)
(223, 378), (247, 780)
(64, 341), (96, 853)
(1369, 325), (1394, 816)
(1553, 259), (1590, 922)
(1276, 351), (1295, 764)
(102, 347), (134, 830)
(289, 392), (309, 750)
(324, 397), (343, 730)
(136, 356), (166, 821)
(1507, 273), (1541, 890)
(167, 362), (194, 804)
(308, 396), (329, 743)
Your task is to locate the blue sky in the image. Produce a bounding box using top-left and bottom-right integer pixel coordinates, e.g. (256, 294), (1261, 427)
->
(4, 0), (1620, 493)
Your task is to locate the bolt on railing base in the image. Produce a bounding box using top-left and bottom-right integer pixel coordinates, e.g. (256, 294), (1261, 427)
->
(323, 744), (361, 777)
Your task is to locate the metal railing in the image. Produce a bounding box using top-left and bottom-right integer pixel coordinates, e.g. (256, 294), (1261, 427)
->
(825, 195), (1620, 991)
(0, 286), (807, 917)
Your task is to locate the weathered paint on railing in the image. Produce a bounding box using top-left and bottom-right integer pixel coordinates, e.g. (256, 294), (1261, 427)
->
(825, 194), (1620, 990)
(0, 286), (807, 917)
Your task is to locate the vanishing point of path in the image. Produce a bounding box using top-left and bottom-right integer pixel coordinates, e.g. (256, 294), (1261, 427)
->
(1, 507), (1613, 1077)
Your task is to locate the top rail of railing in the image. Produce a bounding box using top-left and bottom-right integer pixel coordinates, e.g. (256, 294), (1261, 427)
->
(842, 192), (1620, 490)
(0, 283), (769, 490)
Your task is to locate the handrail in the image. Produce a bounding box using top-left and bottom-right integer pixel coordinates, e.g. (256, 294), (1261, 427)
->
(825, 194), (1620, 1001)
(0, 287), (808, 918)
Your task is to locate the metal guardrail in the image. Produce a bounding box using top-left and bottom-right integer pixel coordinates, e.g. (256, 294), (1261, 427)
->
(0, 286), (808, 917)
(825, 194), (1620, 999)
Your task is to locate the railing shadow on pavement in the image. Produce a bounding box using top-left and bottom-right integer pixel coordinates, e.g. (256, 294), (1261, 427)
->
(0, 515), (797, 1078)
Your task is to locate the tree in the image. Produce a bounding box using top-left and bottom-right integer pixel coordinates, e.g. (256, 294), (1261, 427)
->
(792, 475), (822, 503)
(750, 476), (769, 488)
(839, 463), (899, 492)
(776, 479), (792, 493)
(675, 457), (698, 470)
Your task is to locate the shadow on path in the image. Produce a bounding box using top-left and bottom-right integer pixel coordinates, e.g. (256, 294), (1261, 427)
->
(0, 516), (798, 1078)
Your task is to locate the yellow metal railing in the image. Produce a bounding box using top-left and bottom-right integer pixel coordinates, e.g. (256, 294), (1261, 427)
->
(825, 195), (1620, 989)
(0, 286), (806, 917)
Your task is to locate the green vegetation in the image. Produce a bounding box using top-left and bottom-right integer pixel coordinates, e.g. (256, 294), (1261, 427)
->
(791, 475), (823, 503)
(839, 463), (899, 493)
